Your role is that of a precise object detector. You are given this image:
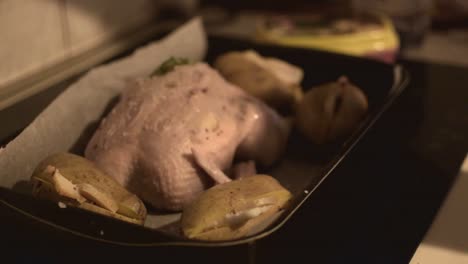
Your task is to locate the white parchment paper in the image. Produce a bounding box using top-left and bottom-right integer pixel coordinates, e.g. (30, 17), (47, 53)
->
(0, 18), (207, 229)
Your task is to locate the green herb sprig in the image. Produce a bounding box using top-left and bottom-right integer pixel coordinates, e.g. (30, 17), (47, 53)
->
(151, 57), (191, 76)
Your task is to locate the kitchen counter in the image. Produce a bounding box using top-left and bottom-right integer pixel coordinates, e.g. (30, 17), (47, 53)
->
(410, 155), (468, 264)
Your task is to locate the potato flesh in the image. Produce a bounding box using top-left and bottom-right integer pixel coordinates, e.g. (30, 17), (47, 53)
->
(77, 183), (119, 213)
(51, 168), (86, 203)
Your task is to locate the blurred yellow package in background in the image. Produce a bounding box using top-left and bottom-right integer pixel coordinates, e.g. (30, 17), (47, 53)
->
(255, 13), (399, 63)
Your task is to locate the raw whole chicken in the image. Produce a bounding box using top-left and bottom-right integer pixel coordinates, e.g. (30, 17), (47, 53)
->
(85, 62), (290, 211)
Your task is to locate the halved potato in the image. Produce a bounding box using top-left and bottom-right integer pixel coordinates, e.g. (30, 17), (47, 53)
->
(31, 153), (147, 225)
(181, 174), (292, 241)
(295, 76), (368, 144)
(214, 50), (303, 112)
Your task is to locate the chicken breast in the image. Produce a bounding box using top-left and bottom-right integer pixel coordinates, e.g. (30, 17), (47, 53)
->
(85, 63), (290, 211)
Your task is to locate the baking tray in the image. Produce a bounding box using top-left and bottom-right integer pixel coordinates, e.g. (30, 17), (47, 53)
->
(0, 35), (409, 247)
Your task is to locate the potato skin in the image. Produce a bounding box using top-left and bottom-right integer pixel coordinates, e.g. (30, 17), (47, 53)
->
(295, 77), (368, 145)
(31, 153), (147, 225)
(181, 175), (291, 241)
(214, 50), (304, 113)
